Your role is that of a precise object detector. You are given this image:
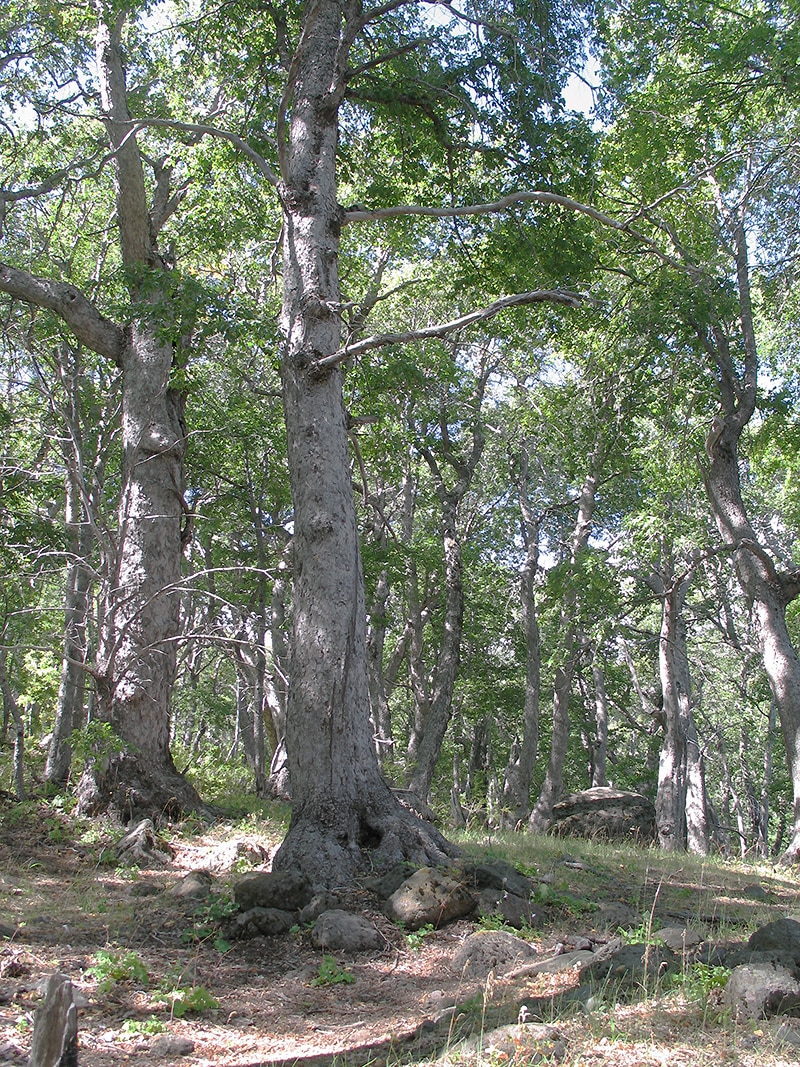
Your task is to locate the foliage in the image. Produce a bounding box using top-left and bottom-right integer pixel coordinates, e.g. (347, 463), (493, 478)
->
(154, 983), (220, 1018)
(309, 956), (356, 987)
(86, 949), (149, 993)
(119, 1017), (167, 1038)
(404, 923), (435, 951)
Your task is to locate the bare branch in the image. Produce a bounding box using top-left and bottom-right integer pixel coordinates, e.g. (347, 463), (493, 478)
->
(127, 118), (280, 187)
(343, 190), (696, 274)
(314, 288), (585, 368)
(0, 264), (124, 363)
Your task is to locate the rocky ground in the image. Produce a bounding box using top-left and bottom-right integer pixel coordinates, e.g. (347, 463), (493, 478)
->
(3, 802), (800, 1067)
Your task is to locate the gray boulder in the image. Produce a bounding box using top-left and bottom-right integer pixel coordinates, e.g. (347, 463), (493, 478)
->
(462, 860), (535, 899)
(311, 910), (382, 952)
(477, 889), (544, 930)
(749, 918), (800, 961)
(227, 906), (296, 938)
(579, 940), (678, 989)
(723, 961), (800, 1020)
(452, 930), (538, 978)
(233, 869), (312, 912)
(385, 867), (475, 930)
(167, 870), (214, 902)
(550, 787), (656, 842)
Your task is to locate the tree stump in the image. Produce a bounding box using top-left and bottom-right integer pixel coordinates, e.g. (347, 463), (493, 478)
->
(28, 973), (78, 1067)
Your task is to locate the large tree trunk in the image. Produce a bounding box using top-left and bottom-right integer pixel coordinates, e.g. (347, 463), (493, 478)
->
(271, 1), (454, 886)
(76, 7), (202, 819)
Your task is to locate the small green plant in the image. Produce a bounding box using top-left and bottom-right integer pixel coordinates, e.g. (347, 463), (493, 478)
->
(68, 721), (122, 765)
(678, 962), (731, 1003)
(86, 948), (150, 993)
(155, 984), (220, 1018)
(181, 891), (238, 950)
(119, 1016), (167, 1038)
(405, 923), (434, 951)
(617, 917), (656, 945)
(310, 955), (355, 986)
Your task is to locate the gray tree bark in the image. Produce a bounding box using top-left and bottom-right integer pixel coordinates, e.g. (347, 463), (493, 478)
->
(529, 444), (603, 832)
(701, 210), (800, 860)
(502, 444), (542, 823)
(0, 7), (203, 817)
(406, 365), (488, 804)
(271, 0), (455, 886)
(46, 388), (93, 786)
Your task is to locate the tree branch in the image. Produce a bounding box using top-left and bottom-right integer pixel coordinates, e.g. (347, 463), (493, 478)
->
(313, 288), (585, 368)
(343, 190), (698, 274)
(0, 264), (124, 363)
(127, 118), (280, 187)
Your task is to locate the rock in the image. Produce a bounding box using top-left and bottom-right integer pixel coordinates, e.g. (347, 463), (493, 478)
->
(723, 961), (800, 1020)
(775, 1021), (800, 1048)
(149, 1034), (195, 1057)
(311, 910), (382, 952)
(233, 869), (312, 912)
(227, 906), (297, 938)
(0, 922), (17, 939)
(167, 870), (214, 901)
(477, 889), (544, 930)
(579, 940), (678, 990)
(593, 902), (641, 931)
(115, 819), (174, 867)
(462, 860), (535, 899)
(452, 930), (538, 978)
(550, 787), (656, 843)
(742, 883), (771, 901)
(364, 863), (419, 900)
(206, 840), (271, 872)
(299, 892), (342, 924)
(509, 949), (595, 976)
(654, 926), (702, 954)
(453, 1022), (565, 1065)
(749, 918), (800, 962)
(385, 868), (475, 931)
(28, 972), (77, 1067)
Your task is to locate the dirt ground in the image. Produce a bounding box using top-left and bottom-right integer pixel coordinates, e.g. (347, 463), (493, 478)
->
(0, 813), (529, 1066)
(3, 806), (800, 1067)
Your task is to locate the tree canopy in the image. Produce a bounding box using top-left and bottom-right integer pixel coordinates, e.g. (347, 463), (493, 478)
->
(2, 0), (800, 876)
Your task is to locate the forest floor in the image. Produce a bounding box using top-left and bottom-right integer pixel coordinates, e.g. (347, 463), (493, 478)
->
(2, 798), (800, 1067)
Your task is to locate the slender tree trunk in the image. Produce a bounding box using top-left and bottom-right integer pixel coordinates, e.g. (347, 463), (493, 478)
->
(654, 571), (690, 851)
(530, 447), (602, 832)
(503, 445), (542, 822)
(272, 1), (454, 885)
(407, 372), (487, 803)
(0, 649), (25, 800)
(701, 212), (800, 860)
(46, 450), (92, 784)
(406, 495), (465, 802)
(590, 653), (609, 788)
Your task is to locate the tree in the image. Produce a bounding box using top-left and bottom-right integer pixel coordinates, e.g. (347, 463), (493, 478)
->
(598, 0), (800, 857)
(262, 0), (591, 883)
(0, 3), (202, 817)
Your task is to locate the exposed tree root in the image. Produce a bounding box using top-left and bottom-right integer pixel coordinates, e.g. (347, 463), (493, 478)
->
(76, 752), (214, 825)
(272, 786), (460, 888)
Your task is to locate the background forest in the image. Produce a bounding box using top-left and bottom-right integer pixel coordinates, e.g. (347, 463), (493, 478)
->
(2, 0), (800, 868)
